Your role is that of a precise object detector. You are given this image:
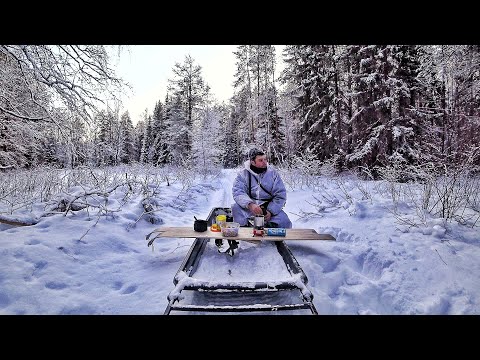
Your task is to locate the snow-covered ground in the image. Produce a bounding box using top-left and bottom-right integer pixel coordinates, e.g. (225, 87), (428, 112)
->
(0, 168), (478, 314)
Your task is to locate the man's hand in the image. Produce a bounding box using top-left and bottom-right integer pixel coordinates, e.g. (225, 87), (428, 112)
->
(248, 203), (263, 215)
(264, 210), (272, 222)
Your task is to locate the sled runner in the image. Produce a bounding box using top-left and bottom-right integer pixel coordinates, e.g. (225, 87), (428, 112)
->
(147, 207), (335, 315)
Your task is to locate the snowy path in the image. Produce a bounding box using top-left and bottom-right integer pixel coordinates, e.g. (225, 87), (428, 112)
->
(193, 169), (293, 283)
(206, 169), (236, 210)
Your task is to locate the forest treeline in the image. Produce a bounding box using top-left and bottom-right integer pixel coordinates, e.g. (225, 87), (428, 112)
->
(1, 45), (479, 176)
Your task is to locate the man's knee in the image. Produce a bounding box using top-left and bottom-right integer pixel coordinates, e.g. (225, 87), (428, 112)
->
(271, 211), (292, 229)
(285, 218), (292, 229)
(232, 203), (248, 226)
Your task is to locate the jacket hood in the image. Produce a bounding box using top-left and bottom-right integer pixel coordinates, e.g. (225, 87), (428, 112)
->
(243, 160), (271, 176)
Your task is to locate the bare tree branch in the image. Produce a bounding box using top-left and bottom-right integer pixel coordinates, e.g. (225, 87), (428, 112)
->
(0, 45), (127, 125)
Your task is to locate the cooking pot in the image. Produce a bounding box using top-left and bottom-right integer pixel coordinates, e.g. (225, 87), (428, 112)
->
(194, 218), (208, 232)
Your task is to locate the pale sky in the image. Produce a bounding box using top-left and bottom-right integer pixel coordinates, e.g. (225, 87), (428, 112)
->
(110, 45), (285, 125)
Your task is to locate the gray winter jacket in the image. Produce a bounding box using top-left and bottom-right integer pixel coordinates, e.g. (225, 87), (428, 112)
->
(231, 160), (292, 228)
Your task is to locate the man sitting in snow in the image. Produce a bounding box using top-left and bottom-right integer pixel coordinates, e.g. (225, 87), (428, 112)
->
(231, 147), (292, 228)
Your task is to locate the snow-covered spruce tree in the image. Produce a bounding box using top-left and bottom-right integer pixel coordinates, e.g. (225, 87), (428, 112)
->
(119, 111), (136, 164)
(224, 94), (245, 167)
(167, 55), (207, 162)
(345, 45), (384, 171)
(153, 95), (172, 165)
(163, 94), (189, 165)
(232, 45), (285, 160)
(134, 119), (146, 163)
(416, 45), (480, 167)
(140, 111), (154, 164)
(375, 45), (422, 168)
(249, 45), (282, 156)
(0, 116), (42, 168)
(452, 45), (480, 166)
(276, 81), (301, 166)
(36, 122), (60, 166)
(214, 103), (232, 168)
(281, 45), (341, 165)
(266, 95), (286, 165)
(279, 44), (478, 173)
(96, 109), (118, 166)
(233, 45), (255, 144)
(54, 114), (89, 168)
(80, 121), (99, 167)
(387, 45), (423, 167)
(344, 45), (421, 174)
(192, 90), (226, 176)
(436, 45), (480, 166)
(249, 45), (270, 149)
(150, 100), (167, 166)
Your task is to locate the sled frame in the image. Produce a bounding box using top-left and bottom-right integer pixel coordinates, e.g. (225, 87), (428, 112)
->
(164, 207), (324, 315)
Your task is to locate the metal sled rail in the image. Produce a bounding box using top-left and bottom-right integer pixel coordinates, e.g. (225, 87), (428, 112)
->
(163, 207), (320, 315)
(165, 302), (314, 313)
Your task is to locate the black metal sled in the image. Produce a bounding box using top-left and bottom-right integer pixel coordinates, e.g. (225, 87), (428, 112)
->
(163, 207), (318, 315)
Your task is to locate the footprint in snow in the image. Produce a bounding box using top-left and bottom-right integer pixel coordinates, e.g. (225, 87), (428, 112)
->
(121, 285), (137, 294)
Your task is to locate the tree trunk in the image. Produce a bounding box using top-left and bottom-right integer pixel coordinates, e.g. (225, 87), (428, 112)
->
(332, 46), (343, 166)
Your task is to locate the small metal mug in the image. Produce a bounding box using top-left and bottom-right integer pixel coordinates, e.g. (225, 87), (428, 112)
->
(254, 214), (265, 228)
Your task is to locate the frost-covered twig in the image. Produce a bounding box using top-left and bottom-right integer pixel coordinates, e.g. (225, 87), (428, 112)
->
(78, 212), (102, 243)
(289, 210), (324, 220)
(435, 249), (448, 266)
(333, 177), (354, 205)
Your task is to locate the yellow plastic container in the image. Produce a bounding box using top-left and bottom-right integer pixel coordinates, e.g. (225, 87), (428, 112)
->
(216, 214), (227, 229)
